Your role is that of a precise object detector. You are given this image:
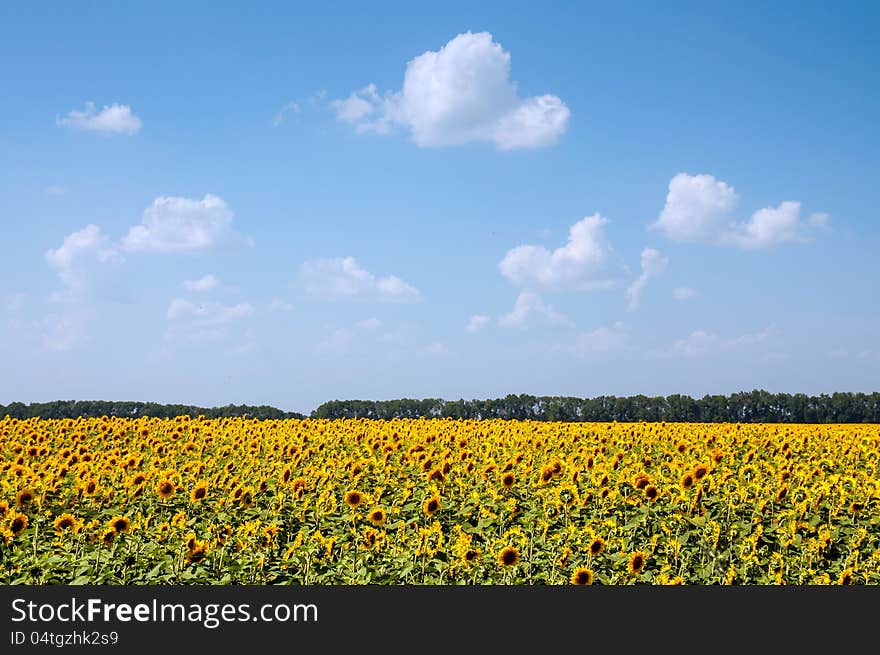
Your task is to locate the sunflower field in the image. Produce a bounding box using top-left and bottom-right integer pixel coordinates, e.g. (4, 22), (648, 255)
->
(1, 416), (878, 585)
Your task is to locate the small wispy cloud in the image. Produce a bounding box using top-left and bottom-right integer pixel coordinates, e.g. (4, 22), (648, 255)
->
(57, 102), (142, 135)
(183, 274), (219, 293)
(273, 101), (301, 127)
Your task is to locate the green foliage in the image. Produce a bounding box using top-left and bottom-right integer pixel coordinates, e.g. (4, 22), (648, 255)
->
(311, 391), (880, 423)
(0, 401), (304, 421)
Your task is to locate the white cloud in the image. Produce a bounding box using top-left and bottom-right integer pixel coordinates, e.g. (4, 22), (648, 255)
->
(652, 173), (828, 248)
(164, 299), (254, 348)
(859, 349), (880, 362)
(46, 196), (243, 298)
(121, 194), (237, 253)
(331, 84), (387, 128)
(273, 101), (301, 127)
(317, 318), (383, 354)
(183, 274), (219, 293)
(45, 224), (120, 272)
(4, 293), (26, 315)
(300, 256), (420, 302)
(670, 325), (773, 357)
(672, 330), (720, 357)
(427, 341), (449, 356)
(45, 224), (121, 300)
(332, 31), (570, 150)
(673, 287), (698, 301)
(571, 323), (627, 358)
(167, 299), (254, 324)
(498, 291), (572, 328)
(269, 297), (294, 312)
(729, 325), (774, 348)
(653, 173), (739, 242)
(723, 201), (802, 249)
(499, 214), (613, 290)
(39, 310), (96, 352)
(56, 102), (142, 135)
(317, 327), (356, 354)
(809, 212), (831, 229)
(42, 226), (123, 348)
(466, 314), (490, 333)
(625, 248), (668, 310)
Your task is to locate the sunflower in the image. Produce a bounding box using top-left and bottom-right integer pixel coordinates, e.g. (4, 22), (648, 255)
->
(155, 522), (171, 542)
(53, 513), (79, 535)
(127, 473), (147, 488)
(463, 549), (480, 565)
(108, 515), (131, 536)
(423, 496), (441, 517)
(215, 525), (233, 546)
(838, 570), (854, 585)
(344, 490), (364, 509)
(362, 528), (382, 550)
(680, 473), (695, 490)
(498, 546), (520, 567)
(588, 536), (605, 557)
(367, 507), (387, 526)
(101, 528), (116, 547)
(633, 473), (650, 490)
(644, 485), (659, 502)
(501, 472), (516, 489)
(240, 488), (255, 509)
(15, 488), (35, 507)
(571, 567), (594, 585)
(0, 501), (9, 518)
(190, 481), (209, 503)
(171, 511), (187, 530)
(693, 464), (709, 480)
(557, 547), (572, 567)
(9, 512), (28, 538)
(291, 478), (308, 498)
(156, 479), (175, 500)
(83, 479), (99, 496)
(628, 551), (647, 575)
(185, 542), (208, 565)
(263, 524), (280, 546)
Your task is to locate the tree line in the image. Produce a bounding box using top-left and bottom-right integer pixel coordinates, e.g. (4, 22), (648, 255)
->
(3, 391), (879, 423)
(0, 400), (304, 421)
(311, 390), (880, 423)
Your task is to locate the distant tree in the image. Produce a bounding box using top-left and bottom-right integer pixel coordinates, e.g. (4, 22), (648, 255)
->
(309, 391), (880, 423)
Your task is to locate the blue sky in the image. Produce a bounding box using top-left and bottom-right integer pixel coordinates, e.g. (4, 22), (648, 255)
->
(1, 1), (878, 413)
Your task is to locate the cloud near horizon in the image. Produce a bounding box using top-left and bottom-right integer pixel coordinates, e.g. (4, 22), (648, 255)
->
(300, 257), (420, 303)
